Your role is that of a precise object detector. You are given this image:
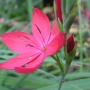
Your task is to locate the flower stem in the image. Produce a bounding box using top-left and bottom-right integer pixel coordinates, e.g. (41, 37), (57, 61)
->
(58, 75), (64, 90)
(51, 55), (64, 75)
(58, 63), (70, 90)
(51, 55), (65, 90)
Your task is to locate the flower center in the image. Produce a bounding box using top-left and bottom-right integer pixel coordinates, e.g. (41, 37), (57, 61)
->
(41, 46), (47, 52)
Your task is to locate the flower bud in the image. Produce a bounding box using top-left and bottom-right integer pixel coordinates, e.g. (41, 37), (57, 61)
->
(65, 35), (76, 66)
(55, 0), (63, 23)
(67, 35), (75, 54)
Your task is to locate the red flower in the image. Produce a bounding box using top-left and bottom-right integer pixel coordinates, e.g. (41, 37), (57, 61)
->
(86, 10), (90, 20)
(67, 35), (75, 54)
(0, 8), (65, 74)
(55, 0), (63, 23)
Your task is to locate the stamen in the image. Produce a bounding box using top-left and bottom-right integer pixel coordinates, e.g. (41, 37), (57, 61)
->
(42, 47), (47, 51)
(35, 24), (47, 46)
(18, 34), (41, 50)
(35, 24), (41, 34)
(26, 44), (34, 47)
(22, 64), (27, 67)
(18, 35), (30, 40)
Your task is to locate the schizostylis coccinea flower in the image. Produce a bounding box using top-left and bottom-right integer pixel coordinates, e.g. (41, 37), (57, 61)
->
(0, 8), (65, 74)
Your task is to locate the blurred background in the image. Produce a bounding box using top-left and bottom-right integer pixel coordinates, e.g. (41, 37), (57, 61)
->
(0, 0), (90, 90)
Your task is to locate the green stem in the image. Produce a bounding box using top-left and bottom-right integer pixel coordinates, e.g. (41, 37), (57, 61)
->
(51, 55), (64, 75)
(27, 0), (33, 21)
(58, 62), (71, 90)
(58, 75), (64, 90)
(51, 55), (65, 90)
(77, 0), (83, 72)
(11, 74), (28, 90)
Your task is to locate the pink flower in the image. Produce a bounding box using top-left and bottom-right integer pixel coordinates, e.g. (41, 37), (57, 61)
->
(86, 10), (90, 20)
(55, 0), (63, 23)
(0, 8), (65, 74)
(67, 35), (75, 54)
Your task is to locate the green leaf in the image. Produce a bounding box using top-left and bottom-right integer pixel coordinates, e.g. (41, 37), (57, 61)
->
(65, 72), (90, 80)
(62, 0), (66, 19)
(64, 8), (77, 32)
(37, 78), (90, 90)
(66, 0), (76, 14)
(0, 86), (10, 90)
(3, 76), (56, 89)
(57, 18), (63, 32)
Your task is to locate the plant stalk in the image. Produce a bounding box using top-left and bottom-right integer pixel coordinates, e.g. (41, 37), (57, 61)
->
(51, 55), (64, 75)
(58, 75), (64, 90)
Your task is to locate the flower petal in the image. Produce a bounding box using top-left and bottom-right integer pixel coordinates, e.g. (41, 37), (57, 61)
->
(46, 32), (65, 55)
(51, 20), (59, 37)
(15, 53), (47, 74)
(58, 32), (65, 49)
(0, 52), (41, 70)
(32, 8), (51, 45)
(1, 32), (40, 53)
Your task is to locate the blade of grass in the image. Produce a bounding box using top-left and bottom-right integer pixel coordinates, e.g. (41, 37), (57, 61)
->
(77, 0), (83, 72)
(27, 0), (33, 21)
(0, 70), (8, 86)
(11, 74), (29, 90)
(37, 78), (90, 90)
